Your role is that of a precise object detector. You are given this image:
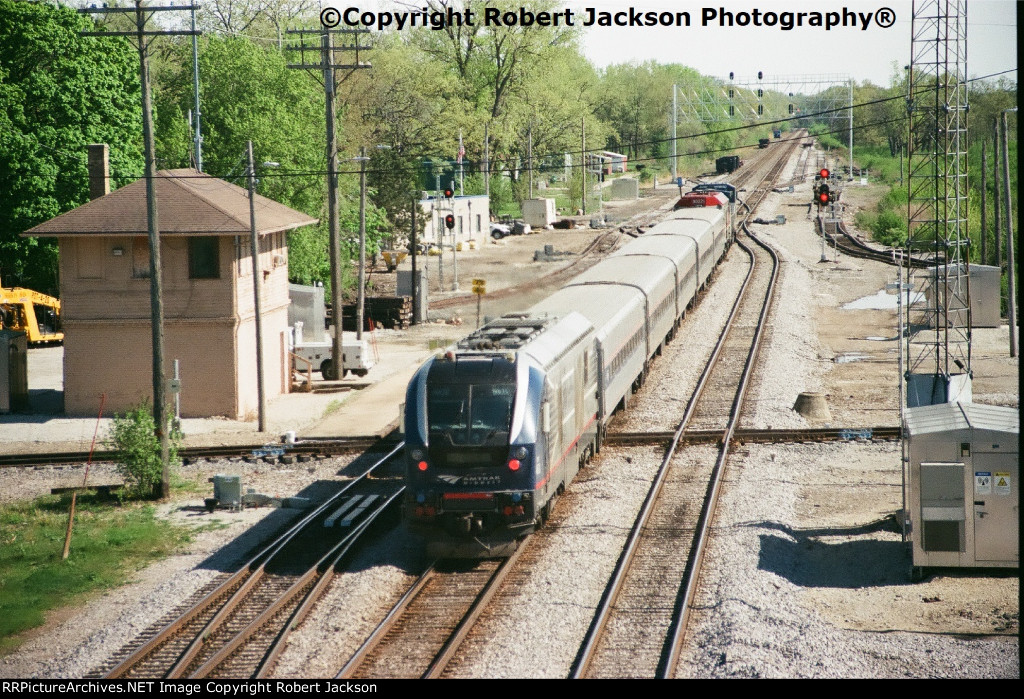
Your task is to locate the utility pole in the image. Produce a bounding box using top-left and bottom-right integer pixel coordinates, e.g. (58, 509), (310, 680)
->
(581, 117), (586, 215)
(1001, 108), (1017, 357)
(484, 123), (490, 201)
(672, 84), (678, 182)
(287, 27), (371, 378)
(993, 119), (1001, 270)
(246, 141), (267, 432)
(80, 2), (200, 499)
(191, 3), (202, 172)
(848, 78), (854, 181)
(357, 147), (368, 341)
(981, 141), (987, 266)
(528, 123), (533, 199)
(411, 198), (419, 325)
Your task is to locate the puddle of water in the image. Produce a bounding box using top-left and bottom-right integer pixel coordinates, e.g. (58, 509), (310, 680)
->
(834, 354), (870, 363)
(842, 289), (924, 310)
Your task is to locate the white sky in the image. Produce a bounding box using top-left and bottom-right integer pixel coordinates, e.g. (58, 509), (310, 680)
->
(576, 0), (1017, 86)
(335, 1), (1017, 87)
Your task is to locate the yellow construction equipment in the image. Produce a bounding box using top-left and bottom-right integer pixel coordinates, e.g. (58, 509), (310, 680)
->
(0, 275), (63, 345)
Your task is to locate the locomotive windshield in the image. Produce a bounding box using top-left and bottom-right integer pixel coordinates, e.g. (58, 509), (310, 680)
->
(426, 382), (514, 446)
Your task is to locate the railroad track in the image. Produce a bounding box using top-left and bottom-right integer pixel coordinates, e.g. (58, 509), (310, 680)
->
(605, 426), (900, 446)
(0, 435), (395, 469)
(571, 134), (799, 679)
(86, 443), (404, 679)
(337, 546), (523, 679)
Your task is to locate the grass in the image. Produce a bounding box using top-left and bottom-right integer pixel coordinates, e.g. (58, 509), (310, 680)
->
(0, 491), (194, 655)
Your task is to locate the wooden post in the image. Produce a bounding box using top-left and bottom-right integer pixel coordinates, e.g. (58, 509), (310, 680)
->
(63, 394), (106, 559)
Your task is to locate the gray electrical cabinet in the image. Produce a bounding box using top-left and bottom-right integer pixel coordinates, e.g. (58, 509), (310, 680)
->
(0, 329), (28, 413)
(904, 402), (1018, 572)
(288, 283), (326, 342)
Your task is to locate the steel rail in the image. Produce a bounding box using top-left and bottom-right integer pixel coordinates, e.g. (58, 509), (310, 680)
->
(189, 488), (404, 679)
(605, 426), (900, 446)
(422, 544), (526, 678)
(660, 159), (788, 679)
(103, 441), (403, 679)
(0, 436), (394, 470)
(570, 132), (795, 679)
(335, 563), (438, 678)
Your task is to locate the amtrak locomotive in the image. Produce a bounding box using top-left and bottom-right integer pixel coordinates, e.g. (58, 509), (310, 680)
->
(403, 203), (731, 558)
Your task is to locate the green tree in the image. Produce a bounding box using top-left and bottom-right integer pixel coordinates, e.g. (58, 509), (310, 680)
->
(153, 35), (324, 216)
(0, 0), (143, 294)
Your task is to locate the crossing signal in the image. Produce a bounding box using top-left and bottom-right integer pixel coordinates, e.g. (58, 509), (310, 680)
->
(444, 214), (455, 230)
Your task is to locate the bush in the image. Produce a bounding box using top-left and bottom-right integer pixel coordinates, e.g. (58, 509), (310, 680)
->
(105, 403), (181, 500)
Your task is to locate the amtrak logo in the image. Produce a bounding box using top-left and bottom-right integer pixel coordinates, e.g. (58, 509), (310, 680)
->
(435, 474), (501, 486)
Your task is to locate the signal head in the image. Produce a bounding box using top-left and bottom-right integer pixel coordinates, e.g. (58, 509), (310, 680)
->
(819, 168), (830, 179)
(444, 214), (455, 230)
(443, 186), (454, 199)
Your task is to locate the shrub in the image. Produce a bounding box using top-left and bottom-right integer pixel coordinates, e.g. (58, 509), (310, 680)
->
(105, 403), (181, 500)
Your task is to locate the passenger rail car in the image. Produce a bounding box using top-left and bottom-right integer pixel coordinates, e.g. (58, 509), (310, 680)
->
(403, 199), (734, 558)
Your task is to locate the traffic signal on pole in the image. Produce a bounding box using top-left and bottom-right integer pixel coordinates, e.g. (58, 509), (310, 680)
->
(444, 214), (455, 230)
(443, 186), (454, 199)
(817, 183), (831, 206)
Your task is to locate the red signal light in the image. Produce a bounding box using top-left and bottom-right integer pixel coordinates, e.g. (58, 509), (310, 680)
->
(818, 191), (829, 204)
(508, 459), (521, 471)
(444, 214), (455, 230)
(819, 168), (830, 179)
(417, 461), (428, 471)
(443, 187), (454, 198)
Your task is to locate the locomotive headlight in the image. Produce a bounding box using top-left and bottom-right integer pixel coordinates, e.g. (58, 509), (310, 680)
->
(512, 492), (522, 503)
(514, 446), (528, 459)
(410, 448), (425, 461)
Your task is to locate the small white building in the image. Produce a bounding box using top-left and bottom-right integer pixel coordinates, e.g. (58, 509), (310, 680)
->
(418, 194), (490, 246)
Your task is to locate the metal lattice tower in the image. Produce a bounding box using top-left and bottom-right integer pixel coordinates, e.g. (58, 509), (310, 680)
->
(904, 0), (971, 407)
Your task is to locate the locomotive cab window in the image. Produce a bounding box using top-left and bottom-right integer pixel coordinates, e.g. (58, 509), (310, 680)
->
(427, 381), (515, 448)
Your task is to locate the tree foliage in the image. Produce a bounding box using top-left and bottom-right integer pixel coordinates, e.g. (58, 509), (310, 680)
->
(0, 0), (143, 294)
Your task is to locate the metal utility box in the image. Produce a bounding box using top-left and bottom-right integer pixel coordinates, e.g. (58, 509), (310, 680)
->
(0, 329), (28, 413)
(397, 270), (428, 324)
(288, 283), (326, 343)
(212, 474), (242, 509)
(904, 402), (1018, 572)
(521, 198), (557, 229)
(924, 264), (1002, 329)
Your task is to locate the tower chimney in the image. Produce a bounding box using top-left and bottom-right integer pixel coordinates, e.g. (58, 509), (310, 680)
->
(87, 144), (109, 200)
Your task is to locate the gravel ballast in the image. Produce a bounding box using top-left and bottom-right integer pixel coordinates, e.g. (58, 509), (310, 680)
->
(0, 149), (1016, 679)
